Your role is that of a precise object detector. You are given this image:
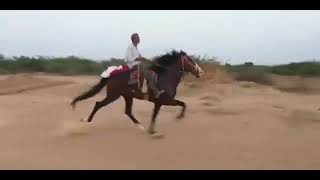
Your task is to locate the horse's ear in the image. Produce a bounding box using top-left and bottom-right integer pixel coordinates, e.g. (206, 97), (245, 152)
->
(180, 50), (186, 55)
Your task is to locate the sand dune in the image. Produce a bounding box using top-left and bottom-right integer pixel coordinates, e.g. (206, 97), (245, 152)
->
(0, 74), (73, 95)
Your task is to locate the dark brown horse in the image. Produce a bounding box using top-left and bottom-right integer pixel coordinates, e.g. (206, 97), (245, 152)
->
(70, 50), (204, 137)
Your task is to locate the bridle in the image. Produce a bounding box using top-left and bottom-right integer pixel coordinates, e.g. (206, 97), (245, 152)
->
(180, 55), (200, 74)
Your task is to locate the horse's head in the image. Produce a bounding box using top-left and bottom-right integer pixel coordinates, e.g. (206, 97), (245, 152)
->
(179, 51), (205, 78)
(152, 50), (205, 78)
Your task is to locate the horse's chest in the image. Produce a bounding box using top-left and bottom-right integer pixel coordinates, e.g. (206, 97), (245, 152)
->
(158, 77), (178, 98)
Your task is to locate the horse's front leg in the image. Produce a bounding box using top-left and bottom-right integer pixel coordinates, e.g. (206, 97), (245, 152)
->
(169, 99), (186, 120)
(148, 103), (164, 138)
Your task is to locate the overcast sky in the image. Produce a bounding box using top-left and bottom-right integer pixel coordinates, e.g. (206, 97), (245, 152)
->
(1, 10), (320, 65)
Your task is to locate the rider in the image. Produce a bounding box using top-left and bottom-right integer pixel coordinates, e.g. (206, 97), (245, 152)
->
(125, 33), (164, 99)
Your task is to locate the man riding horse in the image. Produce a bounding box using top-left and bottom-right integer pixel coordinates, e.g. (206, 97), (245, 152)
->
(125, 33), (165, 99)
(70, 33), (205, 137)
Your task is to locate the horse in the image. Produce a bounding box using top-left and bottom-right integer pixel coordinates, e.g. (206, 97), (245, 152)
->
(70, 50), (205, 137)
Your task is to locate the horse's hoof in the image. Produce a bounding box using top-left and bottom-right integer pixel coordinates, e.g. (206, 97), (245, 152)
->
(150, 132), (165, 139)
(177, 115), (184, 119)
(80, 118), (89, 122)
(136, 124), (146, 134)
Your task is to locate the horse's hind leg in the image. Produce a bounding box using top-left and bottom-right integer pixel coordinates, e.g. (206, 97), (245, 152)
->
(82, 94), (120, 122)
(123, 95), (145, 133)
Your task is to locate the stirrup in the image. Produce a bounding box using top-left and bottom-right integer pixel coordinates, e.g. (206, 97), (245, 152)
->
(143, 93), (149, 100)
(155, 90), (165, 99)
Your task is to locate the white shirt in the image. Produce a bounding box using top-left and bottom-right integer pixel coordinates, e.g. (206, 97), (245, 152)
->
(125, 42), (141, 68)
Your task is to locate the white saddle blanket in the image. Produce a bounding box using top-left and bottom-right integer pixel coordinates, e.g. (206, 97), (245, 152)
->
(100, 64), (148, 93)
(100, 65), (124, 78)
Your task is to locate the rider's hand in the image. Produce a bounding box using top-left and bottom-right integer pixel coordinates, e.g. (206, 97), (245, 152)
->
(135, 57), (147, 62)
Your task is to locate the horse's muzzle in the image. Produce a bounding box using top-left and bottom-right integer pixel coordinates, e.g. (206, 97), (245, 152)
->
(196, 66), (205, 78)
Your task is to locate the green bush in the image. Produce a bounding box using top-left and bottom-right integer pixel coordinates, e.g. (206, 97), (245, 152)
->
(234, 69), (273, 85)
(0, 68), (9, 74)
(0, 55), (124, 75)
(0, 53), (319, 80)
(225, 65), (273, 85)
(271, 61), (320, 77)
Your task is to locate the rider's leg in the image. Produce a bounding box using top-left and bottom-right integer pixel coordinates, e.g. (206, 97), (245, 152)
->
(143, 69), (164, 99)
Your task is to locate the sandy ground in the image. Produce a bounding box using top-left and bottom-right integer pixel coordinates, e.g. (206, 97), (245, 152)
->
(0, 73), (320, 170)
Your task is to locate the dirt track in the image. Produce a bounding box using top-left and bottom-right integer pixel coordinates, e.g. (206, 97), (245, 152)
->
(1, 74), (320, 169)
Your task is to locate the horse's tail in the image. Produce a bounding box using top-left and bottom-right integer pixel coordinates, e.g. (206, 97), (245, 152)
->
(71, 78), (108, 109)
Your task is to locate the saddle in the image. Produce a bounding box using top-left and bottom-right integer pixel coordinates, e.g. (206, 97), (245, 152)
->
(128, 65), (157, 93)
(100, 64), (156, 96)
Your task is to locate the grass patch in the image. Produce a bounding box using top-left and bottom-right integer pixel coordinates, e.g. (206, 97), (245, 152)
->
(275, 81), (310, 93)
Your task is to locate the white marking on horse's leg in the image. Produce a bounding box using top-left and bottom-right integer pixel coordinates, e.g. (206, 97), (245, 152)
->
(137, 124), (146, 133)
(80, 117), (89, 122)
(150, 132), (165, 139)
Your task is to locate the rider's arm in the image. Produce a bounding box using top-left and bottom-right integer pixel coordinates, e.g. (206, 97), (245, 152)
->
(125, 46), (135, 62)
(135, 57), (149, 63)
(135, 52), (145, 61)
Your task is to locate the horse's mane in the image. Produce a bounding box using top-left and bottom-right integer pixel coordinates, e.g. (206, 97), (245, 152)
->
(150, 50), (186, 73)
